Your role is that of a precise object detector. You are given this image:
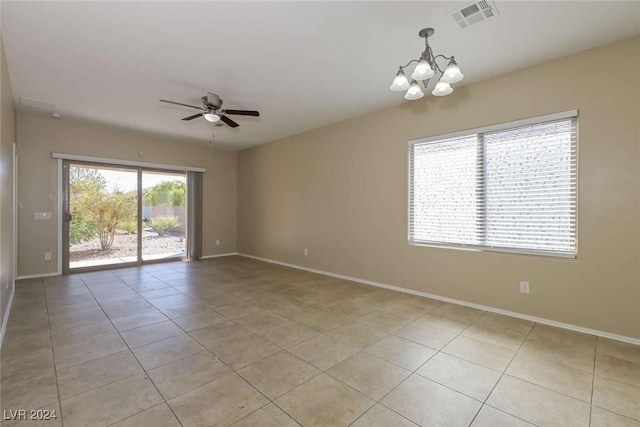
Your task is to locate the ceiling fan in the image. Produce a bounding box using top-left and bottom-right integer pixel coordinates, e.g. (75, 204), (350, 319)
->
(159, 93), (259, 128)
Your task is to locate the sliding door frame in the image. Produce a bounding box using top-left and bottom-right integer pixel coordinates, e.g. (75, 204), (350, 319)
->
(62, 160), (188, 274)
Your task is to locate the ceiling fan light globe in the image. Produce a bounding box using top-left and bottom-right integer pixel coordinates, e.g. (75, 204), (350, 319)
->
(204, 112), (221, 123)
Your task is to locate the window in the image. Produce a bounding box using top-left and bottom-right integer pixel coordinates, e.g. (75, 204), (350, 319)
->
(409, 111), (577, 257)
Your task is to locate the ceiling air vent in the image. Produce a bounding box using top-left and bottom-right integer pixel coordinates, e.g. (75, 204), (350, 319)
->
(451, 1), (499, 29)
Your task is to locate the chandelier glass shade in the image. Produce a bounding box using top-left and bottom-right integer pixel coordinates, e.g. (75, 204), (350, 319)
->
(390, 28), (464, 100)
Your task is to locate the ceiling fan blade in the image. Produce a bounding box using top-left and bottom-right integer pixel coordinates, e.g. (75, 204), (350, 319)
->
(220, 115), (240, 128)
(182, 113), (202, 121)
(159, 99), (203, 110)
(222, 109), (260, 117)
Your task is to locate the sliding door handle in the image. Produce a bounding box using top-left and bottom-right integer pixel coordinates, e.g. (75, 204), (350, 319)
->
(64, 213), (73, 223)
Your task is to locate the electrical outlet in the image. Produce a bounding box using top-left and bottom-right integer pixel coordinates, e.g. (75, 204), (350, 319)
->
(304, 248), (308, 256)
(44, 252), (52, 261)
(215, 240), (220, 246)
(520, 281), (529, 294)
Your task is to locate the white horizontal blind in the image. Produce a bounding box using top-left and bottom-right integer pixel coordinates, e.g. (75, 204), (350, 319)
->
(409, 115), (577, 257)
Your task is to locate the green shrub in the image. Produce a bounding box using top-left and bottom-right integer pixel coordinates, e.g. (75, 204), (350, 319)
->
(150, 216), (181, 236)
(118, 220), (137, 234)
(70, 216), (97, 245)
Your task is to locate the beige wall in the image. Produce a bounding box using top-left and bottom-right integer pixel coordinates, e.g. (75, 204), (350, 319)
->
(17, 112), (237, 277)
(1, 37), (16, 336)
(238, 36), (640, 339)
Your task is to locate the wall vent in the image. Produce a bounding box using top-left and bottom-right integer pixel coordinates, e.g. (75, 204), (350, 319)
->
(451, 1), (499, 29)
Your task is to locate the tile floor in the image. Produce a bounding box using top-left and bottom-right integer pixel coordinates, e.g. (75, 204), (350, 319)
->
(1, 256), (639, 426)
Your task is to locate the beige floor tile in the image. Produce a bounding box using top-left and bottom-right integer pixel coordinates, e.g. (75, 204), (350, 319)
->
(56, 350), (143, 399)
(487, 375), (591, 426)
(0, 371), (58, 411)
(49, 308), (109, 332)
(326, 321), (388, 349)
(132, 333), (204, 370)
(189, 320), (254, 348)
(527, 324), (596, 354)
(211, 333), (281, 370)
(1, 330), (52, 361)
(102, 300), (157, 320)
(428, 303), (485, 324)
(47, 301), (101, 317)
(507, 353), (594, 402)
(120, 320), (184, 348)
(50, 320), (116, 348)
(463, 314), (532, 350)
(393, 322), (458, 350)
(520, 336), (595, 373)
(364, 335), (436, 371)
(111, 310), (168, 332)
(288, 334), (360, 370)
(4, 323), (50, 342)
(295, 292), (343, 309)
(593, 376), (640, 421)
(590, 406), (640, 427)
(378, 300), (433, 320)
(168, 373), (268, 427)
(235, 310), (289, 331)
(171, 309), (226, 332)
(61, 373), (162, 427)
(147, 351), (231, 400)
(1, 349), (55, 384)
(111, 403), (181, 427)
(596, 353), (640, 388)
(294, 309), (347, 333)
(54, 333), (127, 369)
(326, 301), (375, 320)
(382, 374), (482, 426)
(444, 335), (516, 371)
(597, 338), (640, 364)
(231, 403), (299, 426)
(215, 301), (263, 319)
(158, 301), (211, 319)
(417, 352), (501, 401)
(351, 404), (418, 427)
(328, 351), (410, 400)
(257, 321), (319, 348)
(415, 311), (477, 334)
(357, 310), (411, 332)
(474, 313), (534, 334)
(471, 405), (534, 426)
(276, 373), (374, 426)
(238, 351), (320, 399)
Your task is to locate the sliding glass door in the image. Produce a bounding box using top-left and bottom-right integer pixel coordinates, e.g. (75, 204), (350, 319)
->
(142, 170), (187, 261)
(63, 161), (188, 273)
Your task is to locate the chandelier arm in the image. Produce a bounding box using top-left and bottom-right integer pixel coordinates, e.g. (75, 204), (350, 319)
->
(431, 54), (454, 74)
(433, 54), (454, 61)
(399, 59), (419, 70)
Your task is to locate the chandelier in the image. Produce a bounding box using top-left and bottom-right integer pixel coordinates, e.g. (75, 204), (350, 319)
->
(390, 28), (464, 100)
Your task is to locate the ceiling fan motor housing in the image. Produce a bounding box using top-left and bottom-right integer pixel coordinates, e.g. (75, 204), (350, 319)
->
(203, 93), (222, 109)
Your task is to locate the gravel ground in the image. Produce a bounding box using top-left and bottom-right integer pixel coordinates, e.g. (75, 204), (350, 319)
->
(70, 229), (185, 261)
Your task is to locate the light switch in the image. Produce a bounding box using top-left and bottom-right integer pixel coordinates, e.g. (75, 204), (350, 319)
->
(34, 212), (52, 220)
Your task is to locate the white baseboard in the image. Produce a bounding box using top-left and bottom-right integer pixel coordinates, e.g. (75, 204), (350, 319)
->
(200, 252), (238, 259)
(16, 272), (61, 280)
(0, 285), (15, 350)
(238, 253), (640, 346)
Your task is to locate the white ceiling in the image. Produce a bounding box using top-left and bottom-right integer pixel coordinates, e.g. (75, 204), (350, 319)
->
(2, 1), (639, 150)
